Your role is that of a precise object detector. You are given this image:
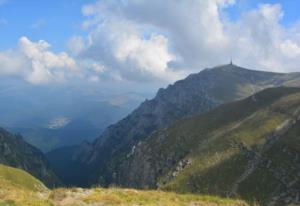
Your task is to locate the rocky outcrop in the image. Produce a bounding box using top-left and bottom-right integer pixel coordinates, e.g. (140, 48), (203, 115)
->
(114, 87), (300, 205)
(72, 64), (300, 187)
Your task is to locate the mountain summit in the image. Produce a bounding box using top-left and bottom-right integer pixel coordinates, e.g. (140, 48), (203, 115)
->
(51, 65), (300, 187)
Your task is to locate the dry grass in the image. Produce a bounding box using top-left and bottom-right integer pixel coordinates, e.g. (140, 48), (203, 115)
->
(50, 187), (249, 206)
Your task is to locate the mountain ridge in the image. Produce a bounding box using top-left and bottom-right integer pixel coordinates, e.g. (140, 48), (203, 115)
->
(117, 87), (300, 205)
(52, 64), (300, 187)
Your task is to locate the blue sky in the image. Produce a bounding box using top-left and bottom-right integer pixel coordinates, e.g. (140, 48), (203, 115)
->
(227, 0), (300, 25)
(1, 0), (300, 88)
(1, 0), (299, 51)
(0, 0), (94, 51)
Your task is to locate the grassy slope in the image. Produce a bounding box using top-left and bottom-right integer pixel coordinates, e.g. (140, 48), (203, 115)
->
(50, 188), (248, 206)
(0, 164), (47, 192)
(0, 164), (51, 206)
(75, 65), (300, 187)
(161, 88), (300, 205)
(237, 120), (300, 205)
(0, 128), (61, 187)
(121, 87), (300, 205)
(0, 165), (248, 206)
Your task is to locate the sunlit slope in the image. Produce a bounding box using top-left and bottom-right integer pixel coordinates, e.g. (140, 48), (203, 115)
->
(0, 128), (60, 187)
(73, 64), (300, 187)
(0, 164), (47, 192)
(0, 164), (248, 206)
(120, 87), (300, 206)
(0, 164), (51, 206)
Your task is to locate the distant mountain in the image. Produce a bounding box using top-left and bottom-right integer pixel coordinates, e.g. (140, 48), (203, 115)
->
(70, 64), (300, 187)
(0, 77), (147, 152)
(0, 128), (60, 187)
(118, 87), (300, 205)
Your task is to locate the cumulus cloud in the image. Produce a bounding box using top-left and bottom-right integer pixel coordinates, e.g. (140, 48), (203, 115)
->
(108, 0), (235, 69)
(67, 36), (86, 56)
(70, 0), (236, 82)
(228, 4), (300, 72)
(0, 37), (78, 85)
(1, 0), (300, 86)
(69, 0), (300, 83)
(0, 50), (29, 75)
(71, 11), (183, 82)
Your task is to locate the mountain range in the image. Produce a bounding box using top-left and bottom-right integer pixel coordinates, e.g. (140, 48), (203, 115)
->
(1, 63), (300, 206)
(118, 87), (300, 205)
(63, 64), (300, 189)
(0, 77), (146, 152)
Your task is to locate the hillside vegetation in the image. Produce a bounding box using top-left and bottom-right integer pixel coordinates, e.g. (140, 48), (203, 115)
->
(118, 87), (300, 206)
(0, 164), (248, 206)
(0, 164), (51, 206)
(70, 64), (300, 187)
(0, 128), (60, 187)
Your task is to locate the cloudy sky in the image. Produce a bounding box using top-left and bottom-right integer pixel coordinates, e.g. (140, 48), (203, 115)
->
(0, 0), (300, 90)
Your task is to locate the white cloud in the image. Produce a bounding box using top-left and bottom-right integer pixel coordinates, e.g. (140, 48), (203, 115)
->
(71, 0), (300, 82)
(1, 0), (300, 87)
(113, 0), (235, 69)
(75, 0), (236, 77)
(111, 28), (181, 81)
(0, 51), (29, 75)
(78, 1), (189, 81)
(0, 37), (78, 85)
(228, 4), (300, 72)
(67, 36), (86, 56)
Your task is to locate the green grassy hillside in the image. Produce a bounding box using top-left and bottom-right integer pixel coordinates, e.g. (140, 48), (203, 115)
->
(71, 64), (300, 187)
(0, 164), (47, 192)
(0, 164), (51, 206)
(0, 164), (248, 206)
(119, 87), (300, 206)
(0, 128), (60, 187)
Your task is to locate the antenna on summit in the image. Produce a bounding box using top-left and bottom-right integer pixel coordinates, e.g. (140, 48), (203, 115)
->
(230, 57), (233, 65)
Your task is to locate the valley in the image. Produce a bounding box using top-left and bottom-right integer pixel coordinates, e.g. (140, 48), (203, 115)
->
(2, 0), (300, 205)
(0, 64), (300, 206)
(65, 64), (300, 190)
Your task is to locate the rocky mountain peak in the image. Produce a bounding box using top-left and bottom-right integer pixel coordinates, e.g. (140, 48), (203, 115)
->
(64, 65), (300, 187)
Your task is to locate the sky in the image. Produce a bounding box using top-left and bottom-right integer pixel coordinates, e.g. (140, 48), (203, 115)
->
(0, 0), (300, 91)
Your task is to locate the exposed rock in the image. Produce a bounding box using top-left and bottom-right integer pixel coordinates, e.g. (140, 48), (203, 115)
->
(72, 64), (300, 188)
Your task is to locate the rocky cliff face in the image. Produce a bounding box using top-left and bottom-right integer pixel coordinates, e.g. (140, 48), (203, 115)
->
(73, 64), (300, 186)
(0, 128), (60, 187)
(118, 87), (300, 206)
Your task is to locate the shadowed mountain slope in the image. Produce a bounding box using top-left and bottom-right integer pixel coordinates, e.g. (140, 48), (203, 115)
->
(63, 64), (300, 186)
(0, 128), (60, 187)
(119, 87), (300, 206)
